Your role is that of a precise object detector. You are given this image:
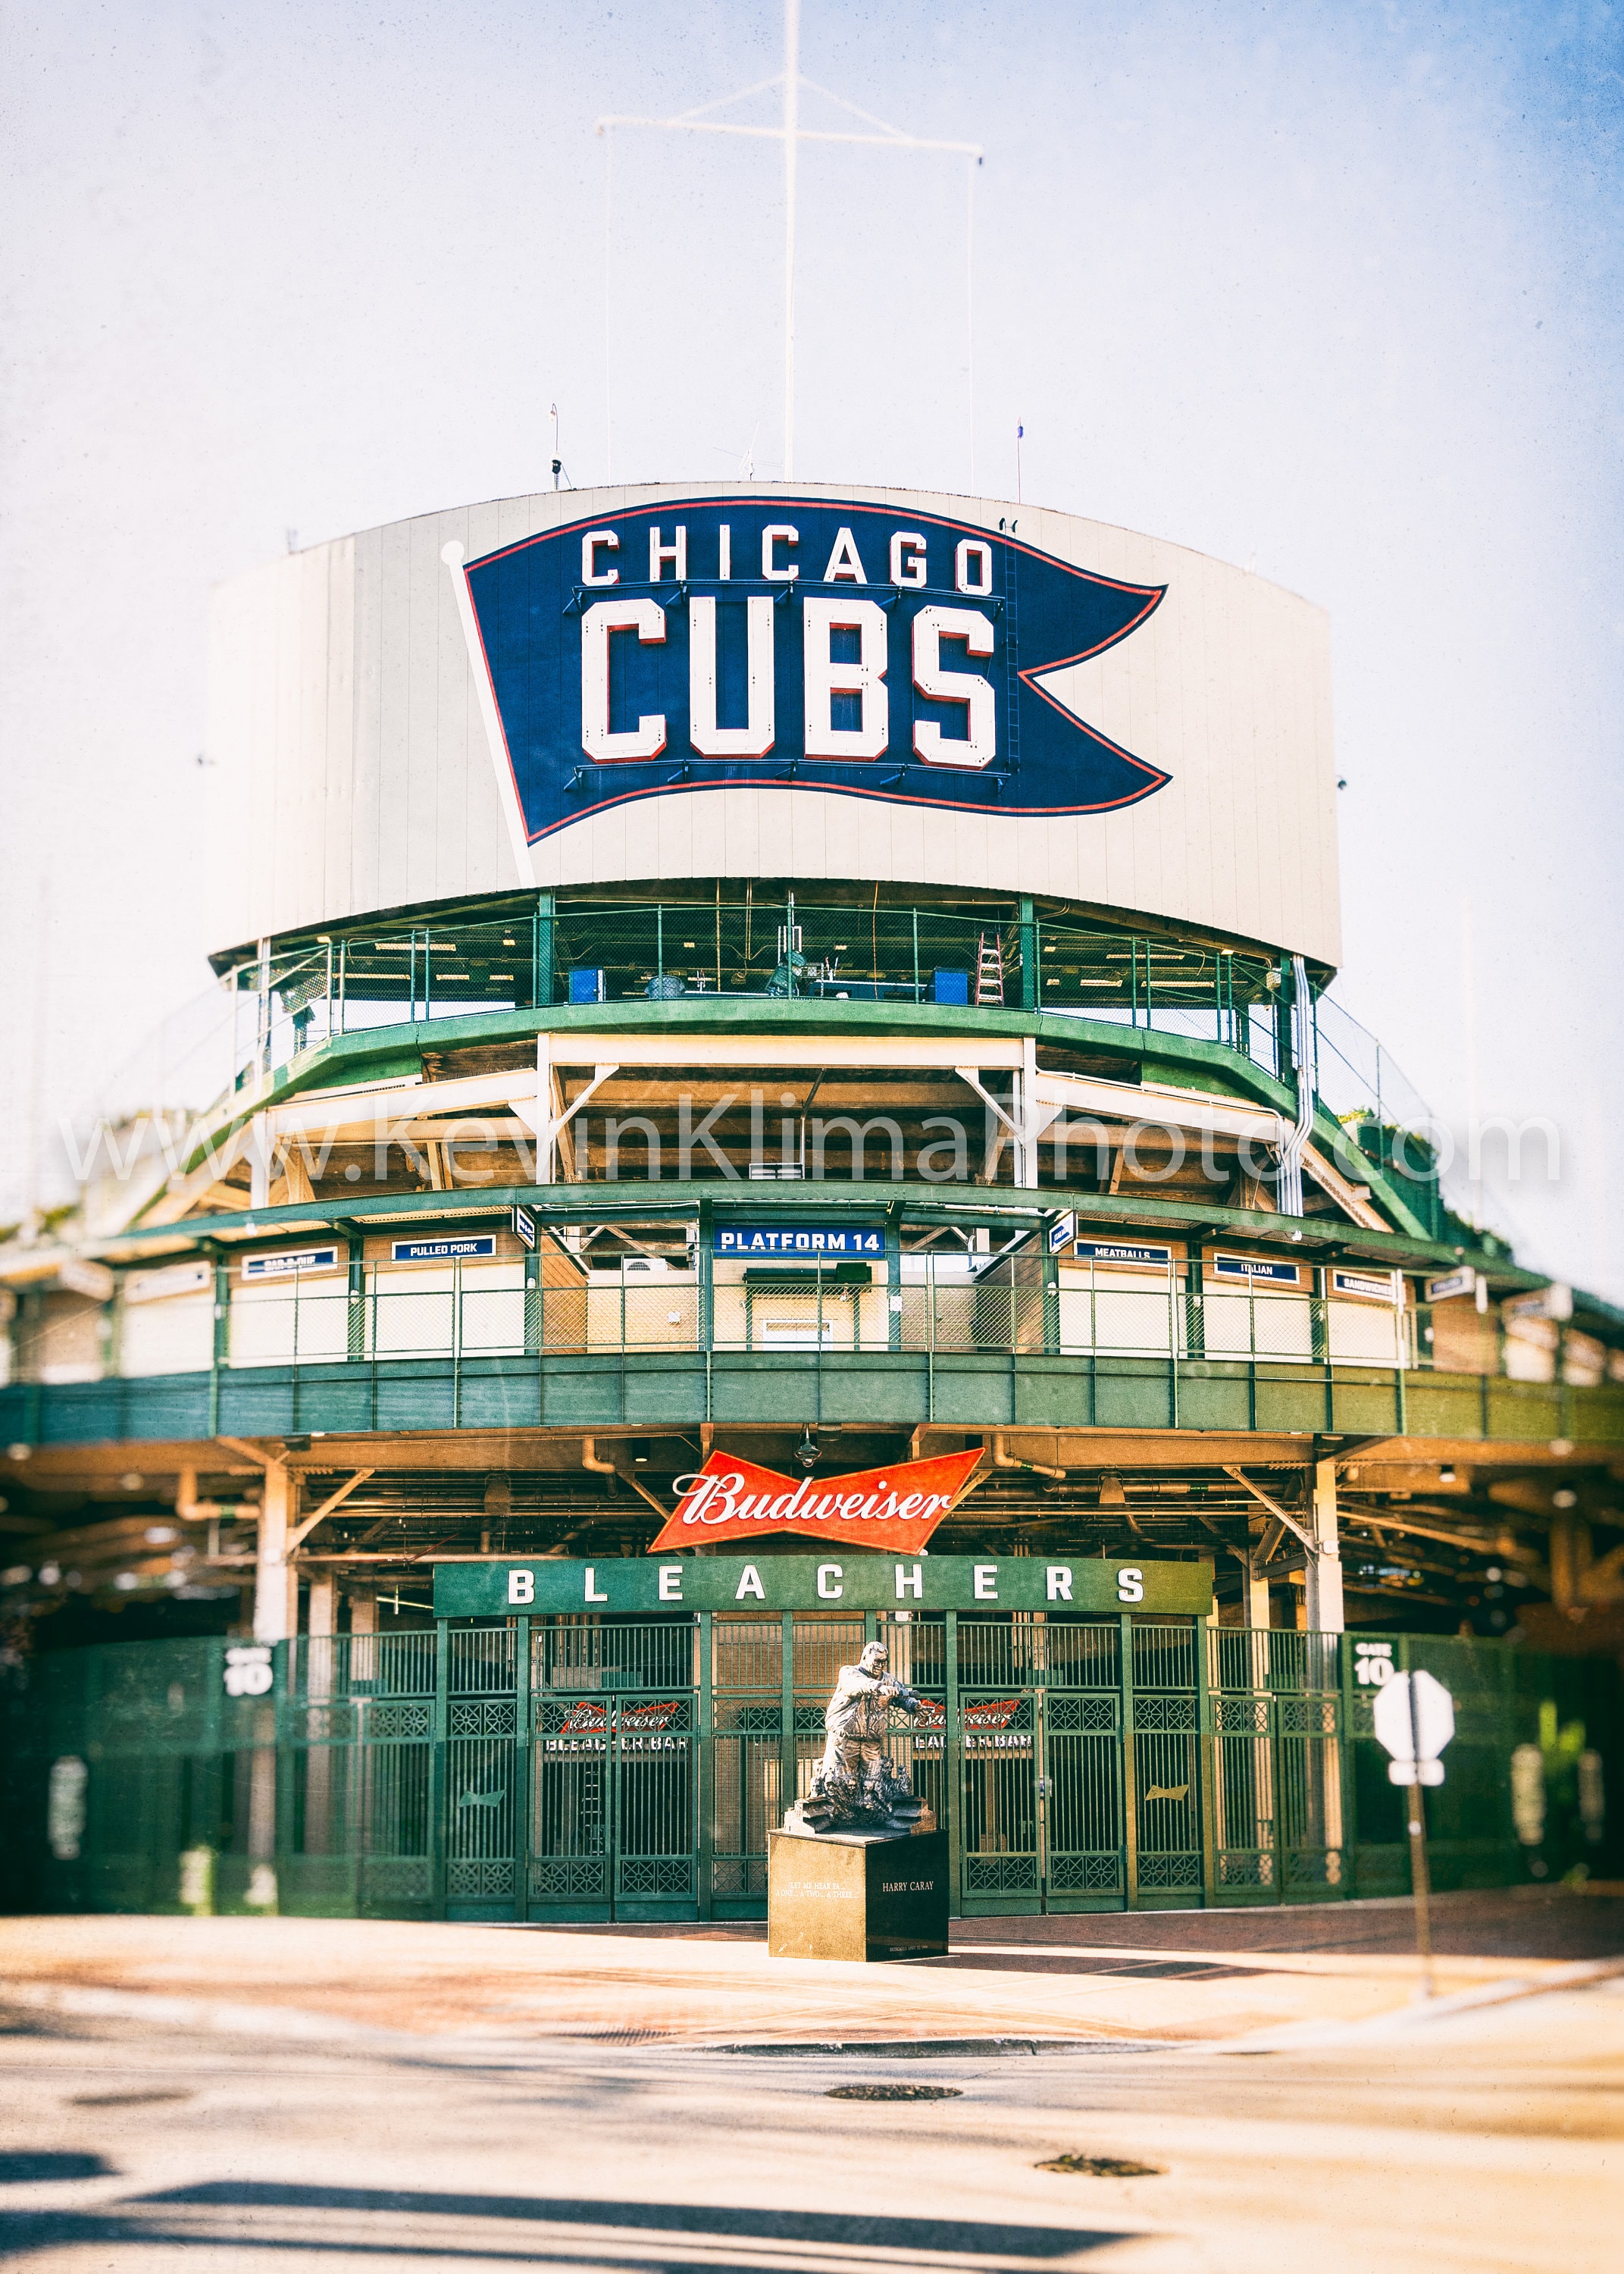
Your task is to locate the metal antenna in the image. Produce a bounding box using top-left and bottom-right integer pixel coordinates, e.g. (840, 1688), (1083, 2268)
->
(598, 0), (982, 484)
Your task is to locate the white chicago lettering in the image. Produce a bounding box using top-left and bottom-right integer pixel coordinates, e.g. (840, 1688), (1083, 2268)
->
(762, 524), (799, 580)
(648, 525), (686, 581)
(821, 526), (867, 582)
(689, 595), (775, 759)
(803, 598), (889, 762)
(890, 531), (928, 587)
(580, 600), (667, 764)
(581, 530), (620, 586)
(912, 607), (997, 769)
(954, 538), (993, 596)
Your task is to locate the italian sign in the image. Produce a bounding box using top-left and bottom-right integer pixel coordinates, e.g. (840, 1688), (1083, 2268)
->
(648, 1446), (984, 1555)
(1212, 1253), (1302, 1286)
(433, 1555), (1214, 1618)
(452, 496), (1169, 841)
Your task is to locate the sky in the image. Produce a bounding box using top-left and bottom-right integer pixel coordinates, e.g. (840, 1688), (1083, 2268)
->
(2, 0), (1620, 1293)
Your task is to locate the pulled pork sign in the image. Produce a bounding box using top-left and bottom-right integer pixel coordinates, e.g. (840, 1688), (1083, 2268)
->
(647, 1448), (984, 1557)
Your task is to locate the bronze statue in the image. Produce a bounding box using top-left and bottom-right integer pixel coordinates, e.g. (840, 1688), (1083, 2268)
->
(784, 1639), (934, 1837)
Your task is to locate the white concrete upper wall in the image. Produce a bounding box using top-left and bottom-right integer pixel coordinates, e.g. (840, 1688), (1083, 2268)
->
(206, 481), (1341, 966)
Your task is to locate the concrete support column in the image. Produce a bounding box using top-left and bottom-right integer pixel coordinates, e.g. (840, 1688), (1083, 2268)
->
(1303, 1457), (1345, 1633)
(1243, 1564), (1270, 1630)
(349, 1584), (377, 1684)
(252, 1461), (295, 1643)
(305, 1575), (336, 1856)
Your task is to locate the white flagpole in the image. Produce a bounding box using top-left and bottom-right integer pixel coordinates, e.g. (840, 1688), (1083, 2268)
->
(783, 0), (799, 479)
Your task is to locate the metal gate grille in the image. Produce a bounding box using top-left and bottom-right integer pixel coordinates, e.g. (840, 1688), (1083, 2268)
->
(1207, 1630), (1344, 1900)
(529, 1622), (698, 1917)
(1129, 1624), (1202, 1901)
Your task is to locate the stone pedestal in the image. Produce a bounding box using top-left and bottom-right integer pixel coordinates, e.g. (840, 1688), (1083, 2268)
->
(767, 1825), (949, 1962)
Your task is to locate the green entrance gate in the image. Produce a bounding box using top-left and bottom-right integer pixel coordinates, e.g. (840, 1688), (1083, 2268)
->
(528, 1621), (699, 1920)
(11, 1618), (1608, 1921)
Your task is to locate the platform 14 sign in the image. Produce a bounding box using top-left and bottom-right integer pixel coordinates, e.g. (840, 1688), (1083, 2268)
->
(450, 497), (1169, 842)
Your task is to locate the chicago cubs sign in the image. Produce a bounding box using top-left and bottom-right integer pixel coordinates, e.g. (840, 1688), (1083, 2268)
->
(446, 496), (1168, 841)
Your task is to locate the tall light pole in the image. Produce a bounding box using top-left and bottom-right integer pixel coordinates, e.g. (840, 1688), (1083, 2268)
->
(597, 0), (982, 484)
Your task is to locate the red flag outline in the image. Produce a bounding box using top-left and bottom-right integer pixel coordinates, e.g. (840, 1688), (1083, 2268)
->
(646, 1446), (984, 1556)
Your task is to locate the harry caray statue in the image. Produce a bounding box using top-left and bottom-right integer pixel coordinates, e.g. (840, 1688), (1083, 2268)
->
(784, 1639), (935, 1838)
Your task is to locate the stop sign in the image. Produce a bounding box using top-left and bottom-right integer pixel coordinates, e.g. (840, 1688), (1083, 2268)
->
(1372, 1669), (1455, 1786)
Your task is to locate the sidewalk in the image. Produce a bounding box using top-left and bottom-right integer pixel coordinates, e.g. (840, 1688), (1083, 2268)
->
(3, 1890), (1616, 2052)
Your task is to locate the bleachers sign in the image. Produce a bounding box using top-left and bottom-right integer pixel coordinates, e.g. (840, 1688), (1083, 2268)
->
(434, 1553), (1214, 1617)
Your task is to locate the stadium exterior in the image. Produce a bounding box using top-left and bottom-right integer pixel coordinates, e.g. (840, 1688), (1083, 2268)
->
(3, 482), (1620, 1922)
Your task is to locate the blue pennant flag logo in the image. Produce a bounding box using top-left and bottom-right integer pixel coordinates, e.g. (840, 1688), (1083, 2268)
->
(453, 496), (1169, 841)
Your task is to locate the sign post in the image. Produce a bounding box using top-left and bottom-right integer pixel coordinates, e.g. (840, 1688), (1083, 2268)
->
(1372, 1669), (1455, 1998)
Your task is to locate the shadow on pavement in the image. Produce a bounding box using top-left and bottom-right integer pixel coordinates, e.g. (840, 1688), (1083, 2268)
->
(0, 2181), (1136, 2266)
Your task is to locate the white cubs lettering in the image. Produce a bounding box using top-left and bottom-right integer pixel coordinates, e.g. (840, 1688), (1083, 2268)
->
(895, 1561), (924, 1598)
(688, 595), (776, 759)
(735, 1563), (765, 1601)
(507, 1568), (535, 1605)
(890, 531), (928, 587)
(974, 1564), (998, 1599)
(762, 524), (799, 581)
(659, 1565), (684, 1601)
(954, 538), (993, 597)
(649, 525), (687, 581)
(581, 530), (620, 586)
(817, 1562), (843, 1599)
(822, 526), (867, 582)
(1116, 1565), (1144, 1603)
(912, 606), (997, 769)
(584, 1565), (608, 1603)
(1047, 1565), (1074, 1602)
(580, 600), (667, 764)
(803, 598), (889, 762)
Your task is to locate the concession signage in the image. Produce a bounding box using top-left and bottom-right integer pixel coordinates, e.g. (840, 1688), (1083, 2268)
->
(1212, 1253), (1303, 1286)
(390, 1236), (498, 1264)
(1070, 1240), (1175, 1269)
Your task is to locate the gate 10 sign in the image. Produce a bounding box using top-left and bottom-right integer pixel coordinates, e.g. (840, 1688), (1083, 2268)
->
(224, 1643), (274, 1697)
(446, 497), (1169, 844)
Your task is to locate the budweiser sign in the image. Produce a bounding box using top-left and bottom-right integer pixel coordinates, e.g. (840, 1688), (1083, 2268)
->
(557, 1700), (685, 1737)
(648, 1447), (984, 1556)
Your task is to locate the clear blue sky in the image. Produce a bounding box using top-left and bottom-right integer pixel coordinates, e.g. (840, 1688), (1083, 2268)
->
(2, 0), (1619, 1292)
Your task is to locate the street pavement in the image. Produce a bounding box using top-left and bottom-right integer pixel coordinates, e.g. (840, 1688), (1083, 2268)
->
(0, 1900), (1619, 2272)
